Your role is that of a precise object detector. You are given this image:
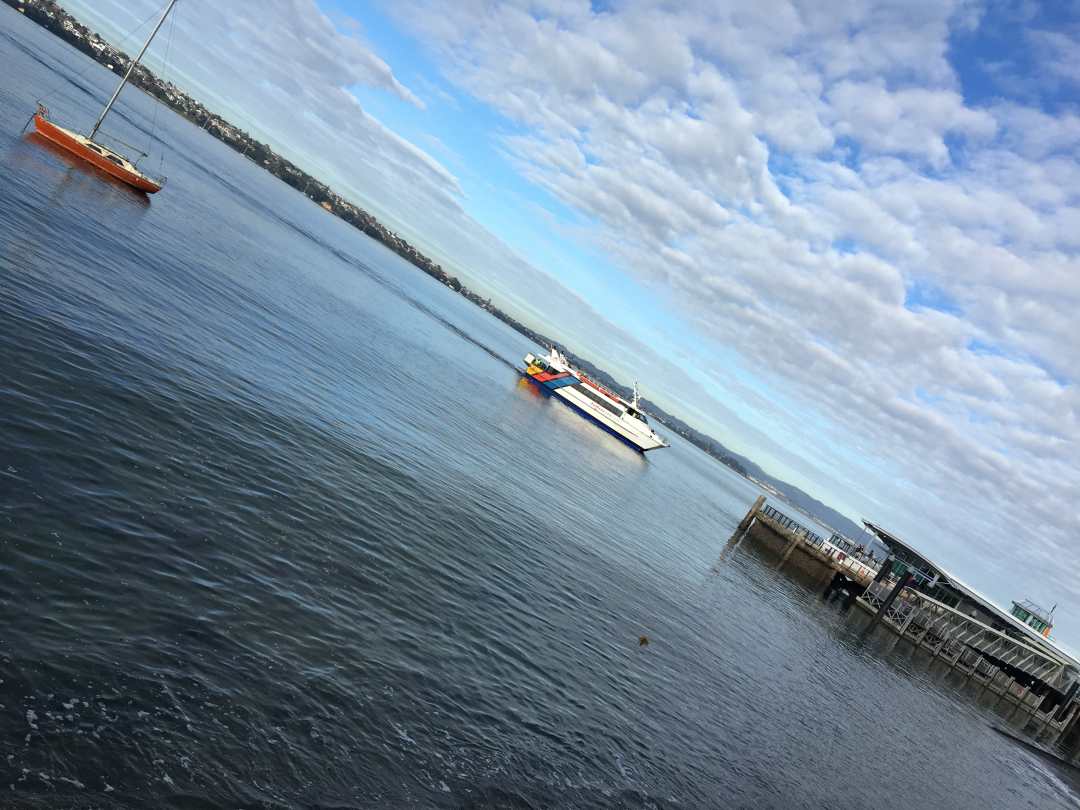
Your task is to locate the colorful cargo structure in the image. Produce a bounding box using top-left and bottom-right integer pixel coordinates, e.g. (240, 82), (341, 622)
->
(858, 521), (1079, 739)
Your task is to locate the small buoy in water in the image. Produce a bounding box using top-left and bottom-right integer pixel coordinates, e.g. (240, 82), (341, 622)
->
(638, 635), (649, 646)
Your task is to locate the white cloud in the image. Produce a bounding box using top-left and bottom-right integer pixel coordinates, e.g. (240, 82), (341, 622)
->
(991, 103), (1080, 160)
(387, 0), (1080, 639)
(827, 81), (997, 168)
(1029, 29), (1080, 87)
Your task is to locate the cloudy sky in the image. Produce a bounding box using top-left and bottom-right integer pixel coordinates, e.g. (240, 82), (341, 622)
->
(63, 0), (1080, 647)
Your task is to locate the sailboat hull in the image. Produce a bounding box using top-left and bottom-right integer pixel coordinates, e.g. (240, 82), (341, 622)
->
(32, 115), (162, 194)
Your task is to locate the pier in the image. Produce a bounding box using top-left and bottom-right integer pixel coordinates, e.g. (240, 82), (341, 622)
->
(725, 496), (880, 586)
(728, 497), (1080, 745)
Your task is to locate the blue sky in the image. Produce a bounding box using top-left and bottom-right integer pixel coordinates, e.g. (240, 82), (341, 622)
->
(330, 0), (685, 390)
(60, 0), (1080, 648)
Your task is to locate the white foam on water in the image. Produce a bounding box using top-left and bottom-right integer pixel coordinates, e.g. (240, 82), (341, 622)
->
(1026, 755), (1080, 809)
(391, 722), (416, 746)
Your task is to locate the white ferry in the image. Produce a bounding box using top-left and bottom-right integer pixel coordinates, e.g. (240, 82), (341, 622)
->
(523, 347), (669, 452)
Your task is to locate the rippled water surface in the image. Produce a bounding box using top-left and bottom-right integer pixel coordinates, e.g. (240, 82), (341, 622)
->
(2, 11), (1079, 809)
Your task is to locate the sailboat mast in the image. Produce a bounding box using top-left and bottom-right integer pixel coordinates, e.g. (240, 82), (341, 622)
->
(89, 0), (179, 140)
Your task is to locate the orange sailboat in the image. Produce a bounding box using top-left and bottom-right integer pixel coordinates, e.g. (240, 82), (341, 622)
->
(31, 0), (178, 195)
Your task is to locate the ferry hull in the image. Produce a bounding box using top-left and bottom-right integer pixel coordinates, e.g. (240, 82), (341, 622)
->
(552, 386), (668, 452)
(33, 115), (162, 194)
(522, 358), (668, 452)
(550, 387), (656, 453)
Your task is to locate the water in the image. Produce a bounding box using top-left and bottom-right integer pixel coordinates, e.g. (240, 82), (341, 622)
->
(1, 11), (1078, 808)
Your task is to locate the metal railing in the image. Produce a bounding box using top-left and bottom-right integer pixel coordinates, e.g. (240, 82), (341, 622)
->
(857, 585), (1071, 698)
(760, 504), (824, 546)
(759, 505), (881, 577)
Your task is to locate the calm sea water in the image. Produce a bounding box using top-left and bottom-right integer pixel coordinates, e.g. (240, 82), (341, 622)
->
(1, 10), (1078, 809)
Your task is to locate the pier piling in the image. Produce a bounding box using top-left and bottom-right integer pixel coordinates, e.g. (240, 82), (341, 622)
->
(738, 496), (765, 532)
(866, 571), (913, 633)
(724, 497), (879, 586)
(778, 531), (801, 568)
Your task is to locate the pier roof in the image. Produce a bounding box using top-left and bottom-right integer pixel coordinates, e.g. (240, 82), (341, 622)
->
(862, 520), (1079, 671)
(862, 521), (947, 583)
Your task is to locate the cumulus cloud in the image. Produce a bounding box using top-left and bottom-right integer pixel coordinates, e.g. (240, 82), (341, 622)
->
(827, 81), (997, 168)
(1029, 29), (1080, 87)
(388, 0), (1080, 636)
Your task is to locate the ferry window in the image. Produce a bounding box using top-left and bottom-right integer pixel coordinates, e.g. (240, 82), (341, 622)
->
(106, 155), (124, 166)
(572, 384), (624, 416)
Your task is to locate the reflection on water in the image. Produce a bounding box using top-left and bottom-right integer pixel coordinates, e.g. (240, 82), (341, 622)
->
(517, 375), (543, 398)
(22, 131), (153, 209)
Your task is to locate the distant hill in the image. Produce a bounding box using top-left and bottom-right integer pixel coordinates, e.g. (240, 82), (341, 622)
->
(645, 403), (869, 542)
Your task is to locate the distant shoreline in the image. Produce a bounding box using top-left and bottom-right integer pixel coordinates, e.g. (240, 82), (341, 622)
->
(4, 0), (866, 541)
(4, 2), (526, 324)
(6, 3), (577, 377)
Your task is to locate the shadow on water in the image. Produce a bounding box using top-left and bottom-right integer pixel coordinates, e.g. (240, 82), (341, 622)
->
(714, 519), (1080, 747)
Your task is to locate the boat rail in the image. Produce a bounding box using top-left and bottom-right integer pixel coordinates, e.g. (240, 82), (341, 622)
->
(578, 373), (623, 404)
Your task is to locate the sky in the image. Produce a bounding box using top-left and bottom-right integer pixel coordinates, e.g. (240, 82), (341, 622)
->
(59, 0), (1080, 649)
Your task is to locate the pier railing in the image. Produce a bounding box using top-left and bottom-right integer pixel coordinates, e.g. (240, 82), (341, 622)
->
(760, 504), (824, 546)
(758, 504), (881, 578)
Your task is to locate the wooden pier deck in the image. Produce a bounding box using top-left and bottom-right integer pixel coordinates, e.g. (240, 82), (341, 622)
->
(725, 495), (879, 586)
